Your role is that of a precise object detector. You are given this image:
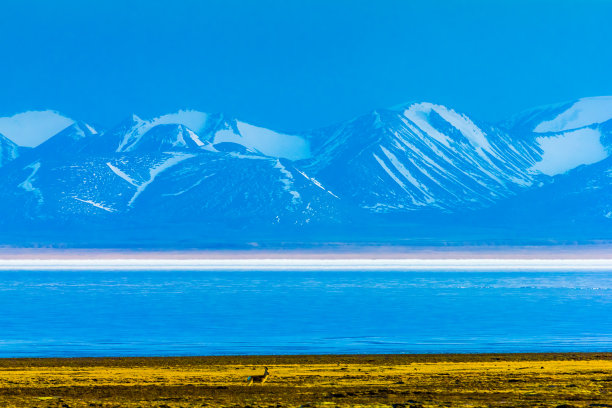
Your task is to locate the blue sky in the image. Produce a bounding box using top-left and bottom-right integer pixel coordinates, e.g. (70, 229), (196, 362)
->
(1, 0), (611, 131)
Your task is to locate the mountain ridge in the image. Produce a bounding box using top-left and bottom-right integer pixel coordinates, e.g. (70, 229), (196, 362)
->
(1, 97), (612, 246)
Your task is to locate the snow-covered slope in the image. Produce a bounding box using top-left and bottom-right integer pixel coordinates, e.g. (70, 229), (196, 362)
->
(504, 96), (612, 176)
(131, 155), (343, 225)
(182, 112), (311, 160)
(120, 123), (213, 152)
(103, 111), (310, 160)
(0, 149), (343, 225)
(210, 119), (310, 160)
(533, 96), (612, 133)
(529, 127), (608, 176)
(0, 133), (19, 167)
(504, 97), (612, 134)
(0, 110), (74, 147)
(303, 103), (542, 212)
(150, 110), (210, 133)
(115, 114), (211, 152)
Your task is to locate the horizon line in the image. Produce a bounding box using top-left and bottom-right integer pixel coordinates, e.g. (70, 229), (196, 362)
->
(2, 258), (612, 271)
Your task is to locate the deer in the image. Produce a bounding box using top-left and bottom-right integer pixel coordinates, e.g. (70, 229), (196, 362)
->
(246, 366), (270, 385)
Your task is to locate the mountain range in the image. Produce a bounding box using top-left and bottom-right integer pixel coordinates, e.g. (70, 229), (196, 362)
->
(1, 96), (612, 247)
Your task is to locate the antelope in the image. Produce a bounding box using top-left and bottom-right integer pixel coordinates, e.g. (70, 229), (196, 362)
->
(246, 366), (270, 385)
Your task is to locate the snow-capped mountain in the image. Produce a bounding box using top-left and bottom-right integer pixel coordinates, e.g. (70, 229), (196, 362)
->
(85, 110), (311, 160)
(302, 103), (543, 212)
(0, 115), (342, 227)
(2, 97), (612, 246)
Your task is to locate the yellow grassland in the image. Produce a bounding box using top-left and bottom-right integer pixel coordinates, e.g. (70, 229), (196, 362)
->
(0, 353), (610, 407)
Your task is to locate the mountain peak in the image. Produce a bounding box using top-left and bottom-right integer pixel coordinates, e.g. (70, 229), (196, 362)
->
(149, 110), (209, 134)
(124, 123), (211, 152)
(32, 121), (98, 153)
(399, 102), (494, 154)
(0, 110), (74, 147)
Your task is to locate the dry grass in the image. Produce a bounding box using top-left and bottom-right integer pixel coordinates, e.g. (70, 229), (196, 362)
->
(0, 353), (610, 407)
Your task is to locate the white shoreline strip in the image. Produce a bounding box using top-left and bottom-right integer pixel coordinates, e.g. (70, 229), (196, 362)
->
(0, 259), (612, 271)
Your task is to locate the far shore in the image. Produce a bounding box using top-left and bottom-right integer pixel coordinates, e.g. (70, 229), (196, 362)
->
(2, 244), (612, 259)
(1, 245), (612, 270)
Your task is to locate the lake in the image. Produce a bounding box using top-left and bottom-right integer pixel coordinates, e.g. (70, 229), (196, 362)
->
(1, 271), (611, 357)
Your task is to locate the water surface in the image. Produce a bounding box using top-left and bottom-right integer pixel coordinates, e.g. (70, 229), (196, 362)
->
(1, 271), (610, 356)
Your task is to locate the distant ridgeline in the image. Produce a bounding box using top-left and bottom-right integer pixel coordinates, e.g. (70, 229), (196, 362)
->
(2, 97), (612, 247)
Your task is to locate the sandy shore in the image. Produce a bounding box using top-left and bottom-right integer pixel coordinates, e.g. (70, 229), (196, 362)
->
(0, 353), (610, 407)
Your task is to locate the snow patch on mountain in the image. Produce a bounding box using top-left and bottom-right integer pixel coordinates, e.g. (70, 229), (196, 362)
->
(114, 110), (309, 159)
(186, 128), (205, 147)
(380, 146), (432, 197)
(115, 117), (151, 152)
(274, 160), (301, 203)
(402, 104), (452, 148)
(128, 153), (195, 207)
(72, 197), (116, 213)
(531, 128), (608, 175)
(18, 161), (43, 204)
(214, 121), (311, 160)
(106, 162), (138, 186)
(373, 153), (409, 191)
(0, 134), (19, 166)
(150, 110), (209, 133)
(84, 124), (98, 134)
(403, 103), (493, 154)
(296, 169), (339, 199)
(534, 96), (612, 133)
(161, 174), (216, 197)
(115, 112), (215, 152)
(0, 111), (74, 147)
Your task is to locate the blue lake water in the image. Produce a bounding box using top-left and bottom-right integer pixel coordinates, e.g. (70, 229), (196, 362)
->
(0, 271), (611, 357)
